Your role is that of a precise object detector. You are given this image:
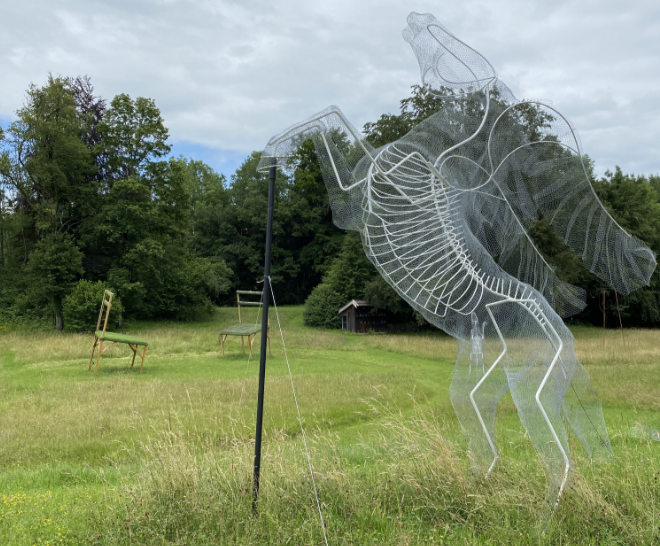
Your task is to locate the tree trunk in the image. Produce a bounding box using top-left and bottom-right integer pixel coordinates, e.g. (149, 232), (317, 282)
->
(54, 312), (63, 331)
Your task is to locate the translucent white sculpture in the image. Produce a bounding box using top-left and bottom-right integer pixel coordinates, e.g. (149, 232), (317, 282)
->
(258, 12), (656, 506)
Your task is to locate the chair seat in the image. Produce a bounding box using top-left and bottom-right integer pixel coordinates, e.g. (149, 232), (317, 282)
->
(96, 330), (148, 346)
(220, 323), (261, 336)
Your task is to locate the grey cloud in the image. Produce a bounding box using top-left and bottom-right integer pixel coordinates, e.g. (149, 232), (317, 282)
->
(1, 0), (659, 176)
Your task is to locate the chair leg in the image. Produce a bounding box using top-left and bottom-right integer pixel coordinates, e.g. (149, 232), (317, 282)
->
(94, 340), (104, 375)
(139, 346), (147, 372)
(248, 335), (253, 357)
(241, 335), (245, 353)
(89, 337), (98, 371)
(130, 345), (137, 368)
(220, 334), (226, 356)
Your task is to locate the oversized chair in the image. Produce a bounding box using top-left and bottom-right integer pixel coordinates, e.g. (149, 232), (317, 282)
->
(219, 290), (271, 357)
(89, 290), (148, 374)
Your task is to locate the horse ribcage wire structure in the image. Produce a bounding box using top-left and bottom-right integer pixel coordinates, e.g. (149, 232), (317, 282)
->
(366, 145), (485, 318)
(365, 144), (544, 322)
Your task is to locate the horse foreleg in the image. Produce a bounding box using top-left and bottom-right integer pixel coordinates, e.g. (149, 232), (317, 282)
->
(467, 301), (509, 476)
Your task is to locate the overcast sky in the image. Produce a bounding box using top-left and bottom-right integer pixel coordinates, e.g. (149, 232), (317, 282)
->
(1, 0), (659, 178)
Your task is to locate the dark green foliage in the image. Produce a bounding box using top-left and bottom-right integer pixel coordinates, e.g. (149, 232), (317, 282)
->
(1, 78), (659, 328)
(588, 168), (660, 326)
(214, 152), (277, 296)
(1, 77), (96, 263)
(186, 160), (231, 261)
(109, 245), (232, 320)
(26, 234), (84, 330)
(211, 148), (343, 305)
(309, 85), (660, 329)
(303, 282), (345, 329)
(528, 219), (586, 286)
(63, 280), (123, 332)
(0, 78), (233, 327)
(97, 93), (170, 180)
(303, 232), (375, 328)
(364, 85), (445, 146)
(364, 275), (418, 323)
(278, 141), (344, 301)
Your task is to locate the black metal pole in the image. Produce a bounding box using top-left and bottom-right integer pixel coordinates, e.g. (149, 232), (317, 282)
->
(252, 158), (276, 513)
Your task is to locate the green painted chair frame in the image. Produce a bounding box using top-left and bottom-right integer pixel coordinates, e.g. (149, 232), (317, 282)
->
(89, 290), (148, 374)
(219, 290), (271, 357)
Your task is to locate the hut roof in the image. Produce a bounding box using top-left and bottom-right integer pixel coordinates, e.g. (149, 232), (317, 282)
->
(337, 299), (372, 314)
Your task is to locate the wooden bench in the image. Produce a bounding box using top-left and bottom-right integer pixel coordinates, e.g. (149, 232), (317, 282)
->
(220, 290), (271, 357)
(89, 290), (148, 374)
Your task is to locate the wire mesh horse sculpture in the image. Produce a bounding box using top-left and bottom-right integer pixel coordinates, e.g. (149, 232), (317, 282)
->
(257, 12), (656, 507)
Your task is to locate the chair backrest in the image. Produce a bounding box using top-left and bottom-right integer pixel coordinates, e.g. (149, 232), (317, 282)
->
(236, 290), (263, 324)
(96, 290), (114, 334)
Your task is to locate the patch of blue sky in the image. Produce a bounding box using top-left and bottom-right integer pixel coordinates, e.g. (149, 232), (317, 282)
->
(168, 140), (249, 181)
(0, 117), (10, 152)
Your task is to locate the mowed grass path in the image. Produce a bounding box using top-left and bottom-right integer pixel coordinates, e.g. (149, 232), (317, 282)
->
(0, 306), (657, 544)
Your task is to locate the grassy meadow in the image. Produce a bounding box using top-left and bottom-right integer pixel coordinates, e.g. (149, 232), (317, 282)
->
(0, 306), (658, 544)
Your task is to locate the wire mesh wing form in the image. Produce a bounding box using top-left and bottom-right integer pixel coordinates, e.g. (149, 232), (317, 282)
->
(484, 101), (656, 296)
(401, 12), (656, 306)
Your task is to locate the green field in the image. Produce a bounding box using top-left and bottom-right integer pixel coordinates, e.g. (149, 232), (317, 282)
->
(0, 306), (658, 544)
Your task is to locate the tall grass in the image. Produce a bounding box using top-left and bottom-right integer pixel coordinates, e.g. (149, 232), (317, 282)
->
(0, 307), (658, 544)
(96, 399), (657, 544)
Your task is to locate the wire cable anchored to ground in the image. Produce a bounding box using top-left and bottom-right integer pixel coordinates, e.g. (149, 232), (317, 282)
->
(269, 277), (329, 546)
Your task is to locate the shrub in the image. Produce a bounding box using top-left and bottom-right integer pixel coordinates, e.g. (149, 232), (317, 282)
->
(303, 282), (345, 328)
(63, 280), (123, 332)
(303, 233), (375, 328)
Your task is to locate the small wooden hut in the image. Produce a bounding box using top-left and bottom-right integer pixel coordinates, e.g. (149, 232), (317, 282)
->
(338, 299), (386, 333)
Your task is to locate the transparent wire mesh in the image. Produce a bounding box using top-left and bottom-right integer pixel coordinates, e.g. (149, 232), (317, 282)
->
(258, 11), (655, 505)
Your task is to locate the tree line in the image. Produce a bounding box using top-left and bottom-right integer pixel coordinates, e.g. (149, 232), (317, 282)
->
(304, 86), (660, 328)
(0, 78), (658, 330)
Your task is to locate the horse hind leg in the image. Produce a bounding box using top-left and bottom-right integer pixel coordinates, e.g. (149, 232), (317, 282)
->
(463, 302), (511, 477)
(450, 333), (508, 476)
(506, 299), (572, 509)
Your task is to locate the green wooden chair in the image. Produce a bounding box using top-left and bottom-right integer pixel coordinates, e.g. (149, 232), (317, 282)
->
(219, 290), (271, 357)
(89, 290), (148, 374)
